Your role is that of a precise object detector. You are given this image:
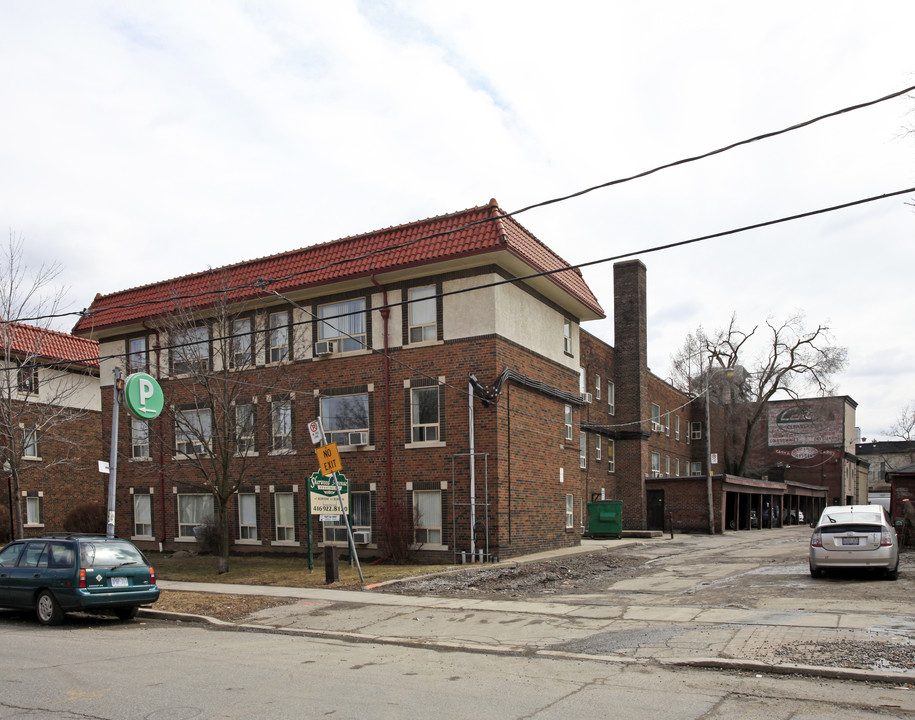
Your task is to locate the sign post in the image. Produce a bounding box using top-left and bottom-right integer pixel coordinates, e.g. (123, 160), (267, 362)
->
(309, 419), (363, 582)
(107, 371), (164, 538)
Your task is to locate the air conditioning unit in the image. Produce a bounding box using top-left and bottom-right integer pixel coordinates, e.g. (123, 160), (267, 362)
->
(581, 392), (593, 404)
(652, 423), (665, 433)
(347, 431), (368, 447)
(352, 529), (371, 544)
(314, 340), (335, 356)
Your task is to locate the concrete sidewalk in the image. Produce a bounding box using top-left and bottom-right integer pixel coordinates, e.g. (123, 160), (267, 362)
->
(145, 537), (915, 684)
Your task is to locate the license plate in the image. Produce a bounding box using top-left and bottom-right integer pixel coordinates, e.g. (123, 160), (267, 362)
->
(841, 537), (859, 546)
(111, 577), (128, 587)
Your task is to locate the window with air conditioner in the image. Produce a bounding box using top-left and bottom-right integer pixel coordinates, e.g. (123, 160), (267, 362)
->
(651, 404), (662, 432)
(320, 393), (369, 446)
(318, 298), (366, 353)
(324, 491), (371, 544)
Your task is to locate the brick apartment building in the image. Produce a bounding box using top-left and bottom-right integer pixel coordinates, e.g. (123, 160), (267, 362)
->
(0, 323), (101, 540)
(73, 201), (734, 559)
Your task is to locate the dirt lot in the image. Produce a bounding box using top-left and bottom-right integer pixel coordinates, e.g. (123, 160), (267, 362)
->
(154, 549), (651, 621)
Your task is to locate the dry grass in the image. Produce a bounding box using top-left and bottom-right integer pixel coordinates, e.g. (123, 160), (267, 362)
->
(148, 552), (452, 589)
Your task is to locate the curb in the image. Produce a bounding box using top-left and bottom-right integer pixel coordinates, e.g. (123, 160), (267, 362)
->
(137, 609), (915, 685)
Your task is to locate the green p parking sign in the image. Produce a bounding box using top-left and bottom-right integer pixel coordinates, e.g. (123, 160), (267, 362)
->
(123, 372), (164, 420)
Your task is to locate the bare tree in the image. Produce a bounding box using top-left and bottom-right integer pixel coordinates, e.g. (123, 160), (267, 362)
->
(887, 402), (915, 441)
(670, 312), (848, 476)
(140, 276), (301, 573)
(0, 231), (95, 538)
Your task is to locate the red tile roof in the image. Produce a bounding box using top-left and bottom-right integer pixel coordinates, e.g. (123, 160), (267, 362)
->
(72, 200), (604, 335)
(3, 322), (99, 369)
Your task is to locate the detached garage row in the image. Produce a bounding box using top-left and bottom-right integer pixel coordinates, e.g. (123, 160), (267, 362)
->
(645, 474), (828, 535)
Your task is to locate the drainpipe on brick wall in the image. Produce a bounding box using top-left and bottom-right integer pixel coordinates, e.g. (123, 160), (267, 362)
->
(144, 322), (166, 550)
(370, 277), (393, 510)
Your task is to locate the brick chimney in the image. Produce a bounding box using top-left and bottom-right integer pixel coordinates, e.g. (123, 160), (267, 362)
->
(613, 260), (650, 529)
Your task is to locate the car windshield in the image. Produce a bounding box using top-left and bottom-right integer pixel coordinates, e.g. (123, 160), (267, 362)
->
(79, 541), (146, 568)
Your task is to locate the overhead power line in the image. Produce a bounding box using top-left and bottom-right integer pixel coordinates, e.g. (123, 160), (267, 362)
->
(21, 82), (915, 324)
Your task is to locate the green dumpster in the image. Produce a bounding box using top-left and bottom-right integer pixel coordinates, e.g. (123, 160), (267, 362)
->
(587, 500), (623, 539)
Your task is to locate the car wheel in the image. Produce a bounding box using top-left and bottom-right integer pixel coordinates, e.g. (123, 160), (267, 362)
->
(35, 590), (64, 626)
(114, 605), (140, 621)
(809, 563), (823, 579)
(884, 563), (899, 581)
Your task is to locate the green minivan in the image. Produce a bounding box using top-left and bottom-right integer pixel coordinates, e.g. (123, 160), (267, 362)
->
(0, 534), (159, 625)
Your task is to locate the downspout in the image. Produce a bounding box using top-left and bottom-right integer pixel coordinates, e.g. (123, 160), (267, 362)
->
(369, 277), (393, 511)
(144, 321), (166, 550)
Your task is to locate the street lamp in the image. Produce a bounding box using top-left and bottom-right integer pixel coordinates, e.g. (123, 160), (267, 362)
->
(704, 364), (734, 535)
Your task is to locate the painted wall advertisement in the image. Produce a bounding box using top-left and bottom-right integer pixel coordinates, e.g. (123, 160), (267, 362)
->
(767, 400), (843, 447)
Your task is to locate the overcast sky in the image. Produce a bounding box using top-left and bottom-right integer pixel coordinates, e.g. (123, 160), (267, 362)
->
(1, 1), (913, 441)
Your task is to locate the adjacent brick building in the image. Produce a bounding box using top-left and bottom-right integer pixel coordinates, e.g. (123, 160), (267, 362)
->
(0, 323), (101, 539)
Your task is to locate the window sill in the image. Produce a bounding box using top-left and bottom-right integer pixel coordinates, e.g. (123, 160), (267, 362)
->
(24, 523), (44, 528)
(339, 444), (375, 452)
(132, 535), (155, 542)
(235, 539), (262, 546)
(271, 540), (300, 547)
(234, 451), (259, 458)
(268, 449), (297, 457)
(407, 339), (443, 348)
(405, 440), (446, 450)
(130, 456), (153, 462)
(174, 537), (199, 543)
(311, 348), (370, 360)
(22, 455), (43, 462)
(409, 543), (448, 552)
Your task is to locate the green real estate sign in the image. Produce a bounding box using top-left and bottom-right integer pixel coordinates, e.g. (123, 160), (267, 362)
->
(123, 372), (164, 420)
(308, 471), (348, 515)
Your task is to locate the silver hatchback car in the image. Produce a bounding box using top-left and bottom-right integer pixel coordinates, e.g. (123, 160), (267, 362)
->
(809, 505), (899, 580)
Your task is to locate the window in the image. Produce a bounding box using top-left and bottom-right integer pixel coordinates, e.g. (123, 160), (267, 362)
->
(563, 319), (572, 354)
(665, 412), (671, 437)
(579, 367), (586, 394)
(651, 452), (661, 478)
(579, 432), (587, 469)
(690, 461), (703, 476)
(17, 363), (38, 394)
(691, 422), (703, 441)
(665, 455), (671, 476)
(408, 286), (437, 343)
(268, 310), (290, 363)
(413, 490), (442, 545)
(238, 493), (258, 540)
(231, 318), (253, 368)
(321, 393), (369, 446)
(133, 494), (152, 537)
(22, 426), (39, 458)
(177, 494), (214, 538)
(319, 298), (366, 353)
(324, 491), (371, 543)
(607, 381), (615, 415)
(175, 408), (212, 456)
(595, 435), (601, 461)
(564, 405), (572, 441)
(131, 418), (150, 459)
(275, 492), (295, 542)
(127, 336), (147, 373)
(411, 386), (439, 443)
(675, 458), (680, 476)
(675, 415), (681, 442)
(651, 404), (662, 432)
(607, 439), (615, 473)
(595, 374), (601, 400)
(236, 404), (255, 454)
(565, 494), (574, 529)
(271, 400), (293, 452)
(172, 326), (210, 375)
(25, 496), (41, 526)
